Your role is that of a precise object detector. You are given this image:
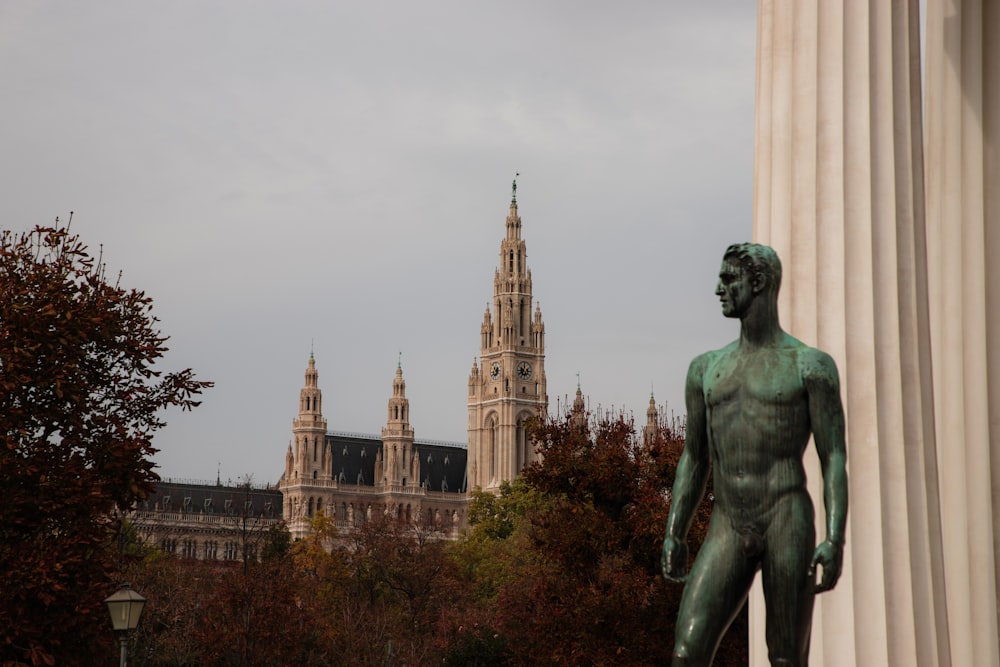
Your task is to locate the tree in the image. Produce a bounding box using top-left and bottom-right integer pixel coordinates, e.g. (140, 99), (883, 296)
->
(297, 511), (469, 666)
(0, 222), (211, 666)
(452, 411), (747, 666)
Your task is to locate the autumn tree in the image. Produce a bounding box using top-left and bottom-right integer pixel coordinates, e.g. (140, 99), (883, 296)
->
(452, 411), (747, 666)
(0, 222), (210, 666)
(294, 511), (470, 666)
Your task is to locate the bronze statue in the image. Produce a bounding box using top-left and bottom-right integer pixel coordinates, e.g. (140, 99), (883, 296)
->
(662, 243), (848, 667)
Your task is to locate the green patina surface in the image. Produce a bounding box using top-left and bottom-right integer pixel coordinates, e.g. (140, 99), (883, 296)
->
(662, 244), (848, 667)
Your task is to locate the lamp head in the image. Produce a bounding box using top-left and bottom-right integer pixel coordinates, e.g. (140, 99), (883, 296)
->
(104, 582), (146, 632)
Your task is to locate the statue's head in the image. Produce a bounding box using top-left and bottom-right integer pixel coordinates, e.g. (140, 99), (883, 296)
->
(717, 243), (782, 317)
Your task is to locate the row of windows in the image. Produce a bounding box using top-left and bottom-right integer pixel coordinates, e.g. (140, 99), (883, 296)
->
(158, 495), (277, 517)
(293, 498), (461, 526)
(158, 538), (252, 561)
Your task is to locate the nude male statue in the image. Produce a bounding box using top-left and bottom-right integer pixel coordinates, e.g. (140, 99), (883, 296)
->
(662, 243), (848, 667)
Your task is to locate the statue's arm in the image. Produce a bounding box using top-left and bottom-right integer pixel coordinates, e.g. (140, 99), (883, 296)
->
(662, 354), (711, 582)
(803, 350), (848, 592)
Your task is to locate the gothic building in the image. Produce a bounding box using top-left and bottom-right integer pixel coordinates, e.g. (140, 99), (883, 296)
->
(278, 355), (469, 540)
(133, 480), (283, 561)
(277, 189), (548, 538)
(136, 188), (554, 552)
(467, 194), (548, 492)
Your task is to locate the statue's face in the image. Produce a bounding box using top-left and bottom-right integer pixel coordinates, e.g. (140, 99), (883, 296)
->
(716, 259), (754, 318)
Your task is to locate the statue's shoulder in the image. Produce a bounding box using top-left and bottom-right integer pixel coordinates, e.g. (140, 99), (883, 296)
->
(688, 342), (736, 378)
(786, 336), (839, 385)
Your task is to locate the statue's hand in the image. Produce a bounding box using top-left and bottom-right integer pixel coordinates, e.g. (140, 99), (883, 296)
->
(809, 539), (843, 593)
(662, 535), (689, 583)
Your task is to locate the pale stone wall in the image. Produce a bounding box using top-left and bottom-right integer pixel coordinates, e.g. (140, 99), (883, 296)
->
(752, 0), (999, 664)
(923, 2), (1000, 664)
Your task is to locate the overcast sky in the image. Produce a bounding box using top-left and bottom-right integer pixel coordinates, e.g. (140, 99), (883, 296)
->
(1, 2), (757, 484)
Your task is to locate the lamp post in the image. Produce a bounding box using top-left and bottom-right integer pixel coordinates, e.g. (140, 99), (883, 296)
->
(104, 583), (146, 667)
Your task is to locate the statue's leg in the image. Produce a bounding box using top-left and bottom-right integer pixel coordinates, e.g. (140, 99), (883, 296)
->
(761, 494), (816, 666)
(673, 514), (757, 666)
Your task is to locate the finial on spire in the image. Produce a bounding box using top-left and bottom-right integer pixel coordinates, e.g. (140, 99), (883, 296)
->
(576, 372), (581, 390)
(398, 351), (402, 369)
(310, 338), (314, 360)
(512, 172), (520, 202)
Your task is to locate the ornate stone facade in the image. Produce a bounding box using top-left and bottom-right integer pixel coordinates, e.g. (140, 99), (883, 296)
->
(137, 192), (551, 551)
(278, 356), (469, 541)
(466, 195), (548, 492)
(133, 480), (284, 562)
(277, 192), (549, 538)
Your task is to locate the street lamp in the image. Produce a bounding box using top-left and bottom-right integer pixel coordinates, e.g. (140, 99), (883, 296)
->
(104, 583), (146, 667)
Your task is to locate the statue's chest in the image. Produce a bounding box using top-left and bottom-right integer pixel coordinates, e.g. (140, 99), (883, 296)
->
(705, 351), (802, 409)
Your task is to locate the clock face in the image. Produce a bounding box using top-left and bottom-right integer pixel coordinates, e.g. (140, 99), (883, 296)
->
(517, 361), (532, 380)
(490, 362), (501, 380)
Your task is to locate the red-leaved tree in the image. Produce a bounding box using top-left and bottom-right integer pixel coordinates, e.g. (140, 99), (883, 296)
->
(452, 411), (747, 666)
(0, 222), (211, 666)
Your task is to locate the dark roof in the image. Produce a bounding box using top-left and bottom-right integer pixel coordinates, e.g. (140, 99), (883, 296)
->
(414, 443), (467, 493)
(327, 432), (380, 486)
(142, 481), (283, 519)
(326, 431), (467, 493)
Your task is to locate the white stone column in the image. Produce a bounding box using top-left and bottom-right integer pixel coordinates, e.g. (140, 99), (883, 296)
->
(753, 1), (949, 665)
(923, 1), (1000, 665)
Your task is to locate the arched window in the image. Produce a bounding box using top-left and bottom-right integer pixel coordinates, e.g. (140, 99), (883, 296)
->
(308, 497), (314, 517)
(488, 418), (498, 482)
(516, 417), (530, 472)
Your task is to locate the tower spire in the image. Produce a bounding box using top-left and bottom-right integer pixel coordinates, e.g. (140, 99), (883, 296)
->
(644, 389), (659, 446)
(468, 189), (547, 493)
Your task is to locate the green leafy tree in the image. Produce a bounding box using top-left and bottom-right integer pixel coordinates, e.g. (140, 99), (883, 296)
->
(0, 222), (210, 667)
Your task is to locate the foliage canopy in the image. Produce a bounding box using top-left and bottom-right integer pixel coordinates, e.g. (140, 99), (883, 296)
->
(0, 223), (210, 666)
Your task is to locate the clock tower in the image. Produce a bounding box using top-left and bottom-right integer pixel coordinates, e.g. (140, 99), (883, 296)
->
(467, 184), (547, 492)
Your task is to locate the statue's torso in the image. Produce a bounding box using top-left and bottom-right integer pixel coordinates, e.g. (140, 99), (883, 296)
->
(702, 338), (814, 529)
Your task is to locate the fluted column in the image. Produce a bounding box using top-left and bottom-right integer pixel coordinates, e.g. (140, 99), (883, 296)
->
(753, 1), (947, 665)
(923, 1), (1000, 665)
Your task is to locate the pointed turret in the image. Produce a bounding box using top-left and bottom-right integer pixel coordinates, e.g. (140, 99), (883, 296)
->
(643, 391), (659, 446)
(300, 352), (323, 417)
(292, 354), (329, 481)
(532, 301), (545, 351)
(283, 353), (331, 535)
(572, 377), (587, 430)
(481, 305), (494, 349)
(380, 361), (416, 489)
